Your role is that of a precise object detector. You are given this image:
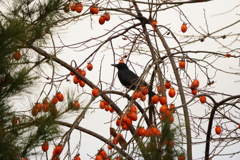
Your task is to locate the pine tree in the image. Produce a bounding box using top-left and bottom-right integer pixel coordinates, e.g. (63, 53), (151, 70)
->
(0, 0), (66, 159)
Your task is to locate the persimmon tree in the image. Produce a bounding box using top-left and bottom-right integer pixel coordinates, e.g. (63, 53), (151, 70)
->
(0, 3), (61, 160)
(1, 0), (240, 160)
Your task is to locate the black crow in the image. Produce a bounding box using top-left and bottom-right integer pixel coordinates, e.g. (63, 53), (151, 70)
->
(111, 63), (155, 97)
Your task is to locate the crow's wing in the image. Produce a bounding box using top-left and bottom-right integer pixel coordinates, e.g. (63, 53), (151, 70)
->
(118, 68), (156, 97)
(118, 69), (145, 89)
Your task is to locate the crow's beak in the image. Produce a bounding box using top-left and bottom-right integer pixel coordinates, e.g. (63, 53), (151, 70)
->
(111, 64), (118, 67)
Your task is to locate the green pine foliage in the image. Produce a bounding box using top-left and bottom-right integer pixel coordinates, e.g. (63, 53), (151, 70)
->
(139, 117), (184, 160)
(20, 115), (62, 157)
(0, 0), (66, 159)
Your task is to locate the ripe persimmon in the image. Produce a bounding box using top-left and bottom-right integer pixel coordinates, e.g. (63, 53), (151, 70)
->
(159, 96), (167, 105)
(151, 20), (157, 30)
(42, 141), (49, 152)
(51, 96), (59, 104)
(199, 96), (206, 103)
(192, 79), (199, 88)
(116, 118), (121, 126)
(140, 94), (146, 101)
(108, 145), (113, 150)
(122, 124), (129, 130)
(145, 128), (151, 137)
(132, 91), (140, 100)
(130, 105), (137, 113)
(71, 3), (76, 11)
(42, 99), (49, 112)
(73, 75), (80, 84)
(56, 92), (64, 102)
(74, 155), (81, 160)
(128, 112), (138, 121)
(191, 89), (198, 95)
(54, 144), (63, 155)
(141, 86), (148, 95)
(151, 126), (158, 136)
(42, 103), (49, 112)
(165, 81), (171, 89)
(31, 107), (38, 116)
(181, 23), (187, 33)
(80, 70), (86, 76)
(75, 2), (83, 13)
(168, 88), (176, 98)
(119, 59), (124, 63)
(99, 101), (106, 109)
(103, 100), (108, 105)
(225, 53), (231, 58)
(98, 149), (107, 159)
(120, 114), (128, 123)
(151, 95), (159, 104)
(13, 51), (21, 60)
(103, 12), (110, 21)
(125, 117), (132, 126)
(104, 105), (110, 111)
(76, 68), (86, 76)
(73, 101), (80, 110)
(215, 125), (222, 135)
(87, 63), (93, 71)
(109, 106), (114, 113)
(165, 109), (171, 117)
(137, 127), (146, 136)
(90, 4), (99, 14)
(179, 60), (185, 69)
(79, 80), (85, 87)
(35, 103), (42, 112)
(99, 16), (105, 25)
(95, 154), (103, 160)
(160, 105), (168, 114)
(122, 126), (128, 131)
(92, 88), (99, 97)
